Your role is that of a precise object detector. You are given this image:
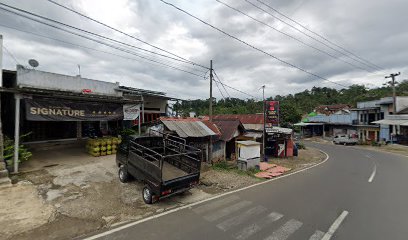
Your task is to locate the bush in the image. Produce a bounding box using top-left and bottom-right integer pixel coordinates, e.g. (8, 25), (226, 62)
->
(4, 133), (33, 168)
(119, 128), (137, 136)
(296, 142), (306, 149)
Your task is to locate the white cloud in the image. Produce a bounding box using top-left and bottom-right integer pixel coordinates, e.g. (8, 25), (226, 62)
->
(0, 0), (407, 101)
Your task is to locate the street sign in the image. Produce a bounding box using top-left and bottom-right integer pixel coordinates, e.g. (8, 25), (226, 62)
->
(265, 101), (279, 126)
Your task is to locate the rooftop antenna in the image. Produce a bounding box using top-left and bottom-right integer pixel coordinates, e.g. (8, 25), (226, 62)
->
(28, 59), (39, 69)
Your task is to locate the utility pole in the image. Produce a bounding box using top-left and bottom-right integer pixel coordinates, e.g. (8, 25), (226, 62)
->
(209, 60), (213, 122)
(262, 85), (266, 161)
(385, 72), (400, 115)
(0, 35), (3, 167)
(208, 60), (213, 163)
(385, 72), (401, 141)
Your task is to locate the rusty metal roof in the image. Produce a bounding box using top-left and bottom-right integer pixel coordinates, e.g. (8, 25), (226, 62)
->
(213, 114), (264, 124)
(161, 119), (218, 138)
(212, 119), (244, 141)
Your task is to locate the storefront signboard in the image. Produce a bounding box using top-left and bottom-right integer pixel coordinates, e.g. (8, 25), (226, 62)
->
(25, 98), (124, 121)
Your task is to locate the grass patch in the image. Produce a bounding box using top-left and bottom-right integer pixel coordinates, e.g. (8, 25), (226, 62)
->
(212, 161), (262, 179)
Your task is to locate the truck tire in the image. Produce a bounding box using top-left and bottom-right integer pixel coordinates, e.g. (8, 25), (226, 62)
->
(143, 185), (153, 204)
(118, 165), (130, 183)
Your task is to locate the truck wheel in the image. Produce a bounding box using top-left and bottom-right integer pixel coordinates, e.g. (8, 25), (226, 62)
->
(143, 185), (153, 204)
(118, 165), (129, 183)
(343, 142), (347, 146)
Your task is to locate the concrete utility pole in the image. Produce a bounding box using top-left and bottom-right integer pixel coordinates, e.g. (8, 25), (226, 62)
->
(0, 35), (3, 166)
(209, 60), (213, 122)
(385, 72), (401, 140)
(385, 72), (400, 115)
(208, 60), (213, 163)
(262, 85), (266, 160)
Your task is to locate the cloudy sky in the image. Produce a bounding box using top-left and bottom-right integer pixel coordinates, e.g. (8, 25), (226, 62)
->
(0, 0), (407, 100)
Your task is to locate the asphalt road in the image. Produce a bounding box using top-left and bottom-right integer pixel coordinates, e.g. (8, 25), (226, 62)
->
(86, 143), (408, 240)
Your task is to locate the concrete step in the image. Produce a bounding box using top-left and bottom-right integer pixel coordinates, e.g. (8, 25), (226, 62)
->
(0, 177), (12, 189)
(0, 169), (9, 178)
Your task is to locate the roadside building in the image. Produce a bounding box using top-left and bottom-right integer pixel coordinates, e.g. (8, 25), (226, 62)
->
(1, 66), (175, 172)
(352, 97), (408, 143)
(265, 127), (295, 158)
(212, 114), (266, 141)
(159, 117), (222, 162)
(212, 119), (245, 160)
(296, 112), (357, 138)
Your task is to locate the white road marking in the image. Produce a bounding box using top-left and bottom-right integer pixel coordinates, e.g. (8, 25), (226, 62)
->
(193, 195), (240, 214)
(365, 154), (372, 158)
(321, 210), (349, 240)
(83, 151), (330, 240)
(204, 200), (252, 222)
(234, 212), (283, 240)
(217, 205), (266, 231)
(368, 164), (377, 183)
(264, 219), (303, 240)
(309, 230), (325, 240)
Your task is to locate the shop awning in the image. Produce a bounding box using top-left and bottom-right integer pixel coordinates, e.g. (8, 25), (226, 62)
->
(293, 122), (324, 126)
(372, 119), (408, 125)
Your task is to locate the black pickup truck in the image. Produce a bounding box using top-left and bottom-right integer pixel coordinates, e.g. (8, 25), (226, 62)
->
(116, 133), (201, 204)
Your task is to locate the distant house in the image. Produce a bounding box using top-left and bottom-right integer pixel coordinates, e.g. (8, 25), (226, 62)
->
(314, 104), (351, 115)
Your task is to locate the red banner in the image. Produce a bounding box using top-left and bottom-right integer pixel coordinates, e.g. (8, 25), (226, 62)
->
(265, 101), (279, 126)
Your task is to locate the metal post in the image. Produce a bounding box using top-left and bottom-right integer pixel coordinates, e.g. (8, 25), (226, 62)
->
(13, 94), (21, 173)
(0, 35), (4, 165)
(138, 96), (143, 136)
(262, 85), (265, 160)
(209, 60), (213, 122)
(209, 60), (213, 163)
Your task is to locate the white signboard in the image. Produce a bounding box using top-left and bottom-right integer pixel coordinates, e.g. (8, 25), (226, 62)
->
(123, 104), (140, 120)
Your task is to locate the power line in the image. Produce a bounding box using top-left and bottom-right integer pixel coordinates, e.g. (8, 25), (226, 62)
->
(158, 0), (349, 88)
(47, 0), (209, 70)
(213, 76), (226, 99)
(216, 0), (373, 73)
(214, 78), (258, 99)
(0, 9), (205, 78)
(2, 45), (20, 65)
(213, 70), (231, 98)
(0, 2), (205, 69)
(253, 0), (384, 71)
(245, 0), (383, 72)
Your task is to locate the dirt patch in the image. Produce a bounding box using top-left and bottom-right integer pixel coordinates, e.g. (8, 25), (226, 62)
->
(199, 169), (261, 194)
(0, 181), (54, 239)
(267, 147), (327, 171)
(10, 215), (104, 240)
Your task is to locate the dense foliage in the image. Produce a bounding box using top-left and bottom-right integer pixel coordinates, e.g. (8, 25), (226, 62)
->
(173, 81), (408, 127)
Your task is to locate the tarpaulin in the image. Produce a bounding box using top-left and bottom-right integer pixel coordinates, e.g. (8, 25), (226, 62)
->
(25, 98), (124, 121)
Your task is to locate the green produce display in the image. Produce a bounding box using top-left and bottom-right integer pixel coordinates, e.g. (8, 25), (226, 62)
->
(86, 137), (121, 157)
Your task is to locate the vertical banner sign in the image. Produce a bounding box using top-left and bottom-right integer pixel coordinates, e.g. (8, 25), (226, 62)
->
(123, 104), (140, 120)
(265, 101), (280, 126)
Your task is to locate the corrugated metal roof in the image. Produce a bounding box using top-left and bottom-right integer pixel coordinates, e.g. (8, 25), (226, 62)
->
(213, 114), (264, 124)
(242, 124), (263, 131)
(161, 120), (217, 138)
(213, 119), (243, 141)
(244, 132), (263, 139)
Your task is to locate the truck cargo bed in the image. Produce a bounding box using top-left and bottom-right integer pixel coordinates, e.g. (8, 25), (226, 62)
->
(162, 161), (188, 181)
